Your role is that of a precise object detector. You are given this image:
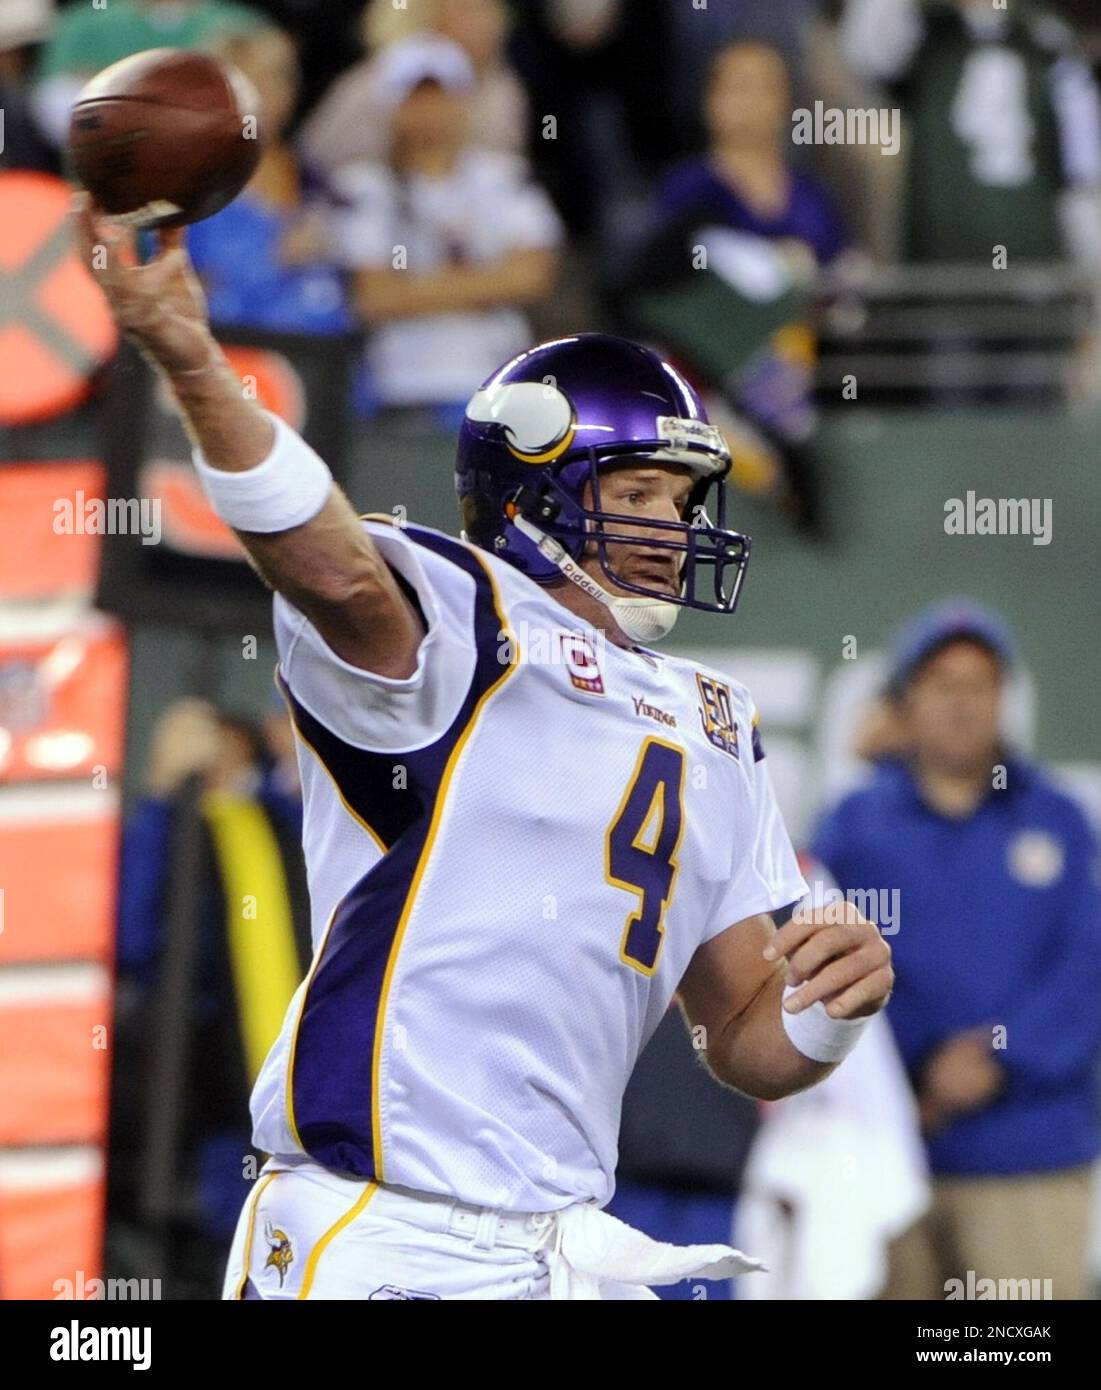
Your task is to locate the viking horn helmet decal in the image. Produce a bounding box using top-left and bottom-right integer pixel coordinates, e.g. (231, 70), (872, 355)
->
(465, 381), (575, 463)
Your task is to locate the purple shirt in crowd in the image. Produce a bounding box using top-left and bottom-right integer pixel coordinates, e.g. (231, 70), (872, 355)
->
(657, 157), (847, 265)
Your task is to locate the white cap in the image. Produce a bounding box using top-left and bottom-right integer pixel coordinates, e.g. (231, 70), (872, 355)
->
(372, 33), (474, 113)
(0, 0), (54, 50)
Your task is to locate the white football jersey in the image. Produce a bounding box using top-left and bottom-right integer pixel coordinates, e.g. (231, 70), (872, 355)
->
(250, 517), (807, 1211)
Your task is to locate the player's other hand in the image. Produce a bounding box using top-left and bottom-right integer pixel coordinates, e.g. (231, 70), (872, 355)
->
(917, 1029), (1005, 1134)
(71, 192), (216, 376)
(763, 898), (893, 1020)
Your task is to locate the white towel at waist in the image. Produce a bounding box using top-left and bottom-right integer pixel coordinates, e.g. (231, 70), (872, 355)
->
(539, 1202), (768, 1300)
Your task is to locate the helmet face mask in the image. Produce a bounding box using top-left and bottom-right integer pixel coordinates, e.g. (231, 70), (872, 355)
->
(456, 333), (753, 623)
(512, 448), (751, 614)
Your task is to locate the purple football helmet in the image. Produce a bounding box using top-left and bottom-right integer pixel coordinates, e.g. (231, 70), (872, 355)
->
(455, 333), (751, 615)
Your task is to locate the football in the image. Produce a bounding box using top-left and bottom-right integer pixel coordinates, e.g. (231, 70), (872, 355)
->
(66, 47), (263, 230)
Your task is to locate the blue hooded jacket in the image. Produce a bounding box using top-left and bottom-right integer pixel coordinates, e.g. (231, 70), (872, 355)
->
(812, 757), (1101, 1175)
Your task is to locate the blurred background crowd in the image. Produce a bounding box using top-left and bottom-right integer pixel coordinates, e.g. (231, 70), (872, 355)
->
(2, 0), (1101, 1302)
(9, 0), (1101, 472)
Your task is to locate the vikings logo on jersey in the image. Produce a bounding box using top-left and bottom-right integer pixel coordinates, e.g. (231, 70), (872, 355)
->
(263, 1220), (294, 1286)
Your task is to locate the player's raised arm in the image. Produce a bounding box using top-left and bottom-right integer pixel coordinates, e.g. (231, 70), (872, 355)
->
(73, 195), (423, 678)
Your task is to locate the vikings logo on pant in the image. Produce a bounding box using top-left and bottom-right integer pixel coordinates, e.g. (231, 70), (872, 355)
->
(263, 1220), (294, 1286)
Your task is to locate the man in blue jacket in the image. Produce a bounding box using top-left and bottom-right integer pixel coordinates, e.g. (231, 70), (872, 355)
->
(813, 600), (1101, 1299)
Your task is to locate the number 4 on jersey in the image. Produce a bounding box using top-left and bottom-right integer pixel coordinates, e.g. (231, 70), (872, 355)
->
(605, 738), (687, 975)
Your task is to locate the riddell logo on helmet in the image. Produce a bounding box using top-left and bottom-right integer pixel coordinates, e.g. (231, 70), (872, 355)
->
(656, 416), (726, 456)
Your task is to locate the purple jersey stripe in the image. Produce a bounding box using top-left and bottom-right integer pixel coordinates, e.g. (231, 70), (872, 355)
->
(287, 528), (514, 1177)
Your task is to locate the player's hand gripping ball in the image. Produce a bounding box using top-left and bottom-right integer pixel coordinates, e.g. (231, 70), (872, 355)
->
(66, 47), (263, 229)
(71, 191), (215, 376)
(765, 898), (894, 1020)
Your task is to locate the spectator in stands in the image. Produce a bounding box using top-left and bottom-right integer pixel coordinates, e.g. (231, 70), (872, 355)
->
(0, 0), (57, 173)
(327, 34), (562, 419)
(667, 0), (820, 147)
(300, 0), (527, 180)
(508, 0), (679, 239)
(33, 0), (265, 147)
(185, 25), (355, 336)
(612, 40), (846, 531)
(734, 857), (930, 1301)
(114, 697), (307, 1296)
(811, 600), (1101, 1299)
(118, 697), (305, 986)
(838, 0), (1101, 266)
(657, 39), (847, 269)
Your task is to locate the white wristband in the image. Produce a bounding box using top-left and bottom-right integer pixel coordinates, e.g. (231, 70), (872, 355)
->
(192, 410), (333, 533)
(781, 986), (871, 1063)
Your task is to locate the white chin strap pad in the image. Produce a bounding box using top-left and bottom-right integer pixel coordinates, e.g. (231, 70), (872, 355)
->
(608, 596), (680, 643)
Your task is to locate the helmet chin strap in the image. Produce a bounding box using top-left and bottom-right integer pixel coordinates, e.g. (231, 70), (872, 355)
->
(510, 513), (681, 643)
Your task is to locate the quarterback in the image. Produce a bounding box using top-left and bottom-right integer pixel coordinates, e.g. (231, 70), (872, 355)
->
(77, 197), (893, 1300)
